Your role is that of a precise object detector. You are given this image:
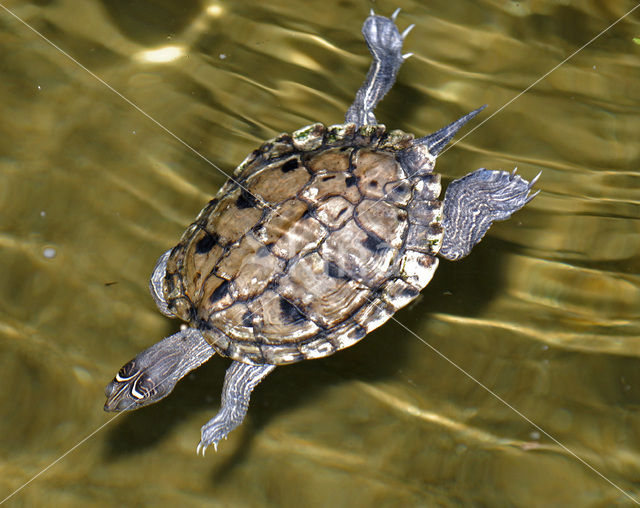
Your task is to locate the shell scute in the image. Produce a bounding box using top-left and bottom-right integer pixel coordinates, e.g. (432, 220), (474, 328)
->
(182, 228), (225, 299)
(320, 219), (398, 288)
(377, 129), (414, 151)
(246, 290), (321, 343)
(325, 123), (357, 145)
(304, 148), (352, 174)
(254, 198), (307, 245)
(272, 215), (326, 259)
(215, 234), (284, 300)
(292, 123), (325, 151)
(314, 196), (354, 229)
(301, 171), (361, 205)
(383, 180), (412, 206)
(352, 296), (395, 334)
(353, 149), (404, 199)
(355, 199), (407, 249)
(244, 155), (310, 203)
(203, 187), (263, 244)
(353, 124), (386, 148)
(200, 273), (234, 314)
(277, 252), (371, 329)
(400, 251), (439, 289)
(297, 334), (337, 360)
(262, 133), (295, 160)
(379, 278), (422, 310)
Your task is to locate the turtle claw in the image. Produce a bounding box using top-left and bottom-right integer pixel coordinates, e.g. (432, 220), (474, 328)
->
(526, 189), (541, 204)
(391, 7), (401, 21)
(196, 439), (219, 456)
(402, 24), (415, 40)
(511, 168), (542, 203)
(528, 170), (542, 188)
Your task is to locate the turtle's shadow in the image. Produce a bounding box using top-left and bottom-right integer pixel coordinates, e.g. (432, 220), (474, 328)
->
(102, 237), (512, 475)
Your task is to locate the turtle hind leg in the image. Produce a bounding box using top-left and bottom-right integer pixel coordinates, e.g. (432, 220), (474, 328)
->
(440, 168), (540, 261)
(345, 10), (413, 127)
(197, 361), (275, 455)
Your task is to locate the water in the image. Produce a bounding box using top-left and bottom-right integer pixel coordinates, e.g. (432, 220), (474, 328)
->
(0, 0), (639, 506)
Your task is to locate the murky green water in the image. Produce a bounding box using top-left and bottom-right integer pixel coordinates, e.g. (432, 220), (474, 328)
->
(1, 0), (639, 506)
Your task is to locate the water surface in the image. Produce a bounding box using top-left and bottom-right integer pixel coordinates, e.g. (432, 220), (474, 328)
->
(0, 0), (639, 506)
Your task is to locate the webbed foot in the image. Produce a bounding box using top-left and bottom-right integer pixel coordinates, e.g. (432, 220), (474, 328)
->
(362, 8), (407, 61)
(440, 168), (540, 260)
(345, 9), (413, 126)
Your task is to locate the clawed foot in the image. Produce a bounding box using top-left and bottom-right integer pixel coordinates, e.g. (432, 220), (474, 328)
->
(345, 8), (414, 126)
(440, 167), (541, 261)
(364, 8), (413, 61)
(196, 412), (233, 456)
(196, 438), (224, 456)
(492, 167), (542, 205)
(517, 167), (542, 203)
(194, 362), (275, 456)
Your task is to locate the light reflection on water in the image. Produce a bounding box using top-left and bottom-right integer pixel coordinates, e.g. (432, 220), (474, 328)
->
(0, 0), (639, 506)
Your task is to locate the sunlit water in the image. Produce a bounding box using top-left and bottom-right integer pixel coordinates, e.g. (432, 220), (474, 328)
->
(0, 0), (639, 506)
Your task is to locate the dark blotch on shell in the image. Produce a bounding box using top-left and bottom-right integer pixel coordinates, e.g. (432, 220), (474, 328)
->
(326, 261), (346, 279)
(345, 175), (358, 187)
(237, 188), (259, 209)
(281, 159), (299, 173)
(352, 325), (367, 341)
(362, 232), (387, 253)
(279, 297), (306, 324)
(209, 279), (230, 303)
(242, 311), (253, 327)
(195, 232), (218, 254)
(393, 183), (409, 195)
(401, 286), (420, 300)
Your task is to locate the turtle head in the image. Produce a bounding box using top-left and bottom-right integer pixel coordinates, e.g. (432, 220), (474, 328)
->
(104, 353), (179, 412)
(104, 329), (216, 412)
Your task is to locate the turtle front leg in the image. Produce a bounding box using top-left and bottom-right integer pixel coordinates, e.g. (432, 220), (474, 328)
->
(440, 169), (540, 260)
(345, 9), (413, 127)
(198, 361), (275, 454)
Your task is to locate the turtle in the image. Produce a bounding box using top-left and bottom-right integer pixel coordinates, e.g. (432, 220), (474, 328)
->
(104, 9), (539, 454)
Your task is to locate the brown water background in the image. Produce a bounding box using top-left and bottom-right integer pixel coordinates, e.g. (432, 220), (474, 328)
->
(1, 0), (639, 506)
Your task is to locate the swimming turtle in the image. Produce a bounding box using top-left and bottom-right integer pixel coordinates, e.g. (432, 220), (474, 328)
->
(104, 9), (538, 454)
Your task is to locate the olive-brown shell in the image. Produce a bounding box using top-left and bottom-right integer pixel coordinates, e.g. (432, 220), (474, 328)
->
(163, 123), (444, 365)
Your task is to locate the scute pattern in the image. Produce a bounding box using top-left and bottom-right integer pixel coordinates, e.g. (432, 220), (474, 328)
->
(164, 123), (445, 365)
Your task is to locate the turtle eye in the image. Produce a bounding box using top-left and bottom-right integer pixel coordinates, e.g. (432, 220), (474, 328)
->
(115, 360), (137, 382)
(130, 374), (157, 401)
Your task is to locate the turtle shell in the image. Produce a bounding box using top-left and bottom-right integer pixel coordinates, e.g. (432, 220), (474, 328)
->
(163, 123), (444, 365)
